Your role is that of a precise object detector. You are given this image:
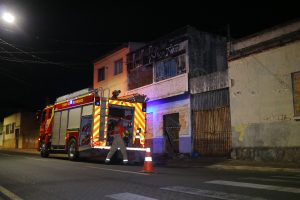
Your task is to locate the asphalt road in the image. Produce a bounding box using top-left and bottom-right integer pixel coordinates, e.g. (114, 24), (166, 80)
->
(0, 150), (299, 200)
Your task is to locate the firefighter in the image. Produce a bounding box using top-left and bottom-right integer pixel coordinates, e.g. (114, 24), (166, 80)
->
(105, 119), (128, 164)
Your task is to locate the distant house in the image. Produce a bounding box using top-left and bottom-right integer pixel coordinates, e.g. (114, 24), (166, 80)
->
(2, 112), (40, 149)
(228, 19), (300, 162)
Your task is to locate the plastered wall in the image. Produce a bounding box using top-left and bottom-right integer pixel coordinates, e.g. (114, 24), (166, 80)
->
(229, 40), (300, 148)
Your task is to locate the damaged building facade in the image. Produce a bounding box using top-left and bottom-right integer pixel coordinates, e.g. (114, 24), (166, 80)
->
(124, 26), (228, 155)
(228, 20), (300, 162)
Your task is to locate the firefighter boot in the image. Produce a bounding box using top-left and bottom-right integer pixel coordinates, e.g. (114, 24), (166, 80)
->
(105, 158), (110, 164)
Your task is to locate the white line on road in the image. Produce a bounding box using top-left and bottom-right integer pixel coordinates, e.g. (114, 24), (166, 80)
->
(0, 153), (13, 157)
(161, 186), (267, 200)
(241, 177), (300, 184)
(25, 157), (47, 161)
(206, 180), (300, 194)
(106, 192), (158, 200)
(271, 175), (300, 180)
(0, 186), (23, 200)
(86, 166), (150, 176)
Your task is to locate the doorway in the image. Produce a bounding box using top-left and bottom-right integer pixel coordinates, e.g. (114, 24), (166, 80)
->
(15, 129), (20, 149)
(163, 113), (180, 154)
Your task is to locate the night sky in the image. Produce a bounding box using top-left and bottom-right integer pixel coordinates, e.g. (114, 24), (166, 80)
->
(0, 0), (299, 119)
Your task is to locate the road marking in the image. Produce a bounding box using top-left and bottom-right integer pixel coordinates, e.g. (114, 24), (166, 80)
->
(0, 153), (12, 157)
(271, 175), (300, 180)
(106, 192), (157, 200)
(206, 180), (300, 194)
(86, 166), (150, 176)
(25, 157), (47, 161)
(0, 186), (23, 200)
(241, 177), (300, 184)
(161, 186), (267, 200)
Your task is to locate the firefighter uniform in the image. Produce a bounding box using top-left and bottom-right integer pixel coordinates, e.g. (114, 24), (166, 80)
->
(105, 121), (128, 164)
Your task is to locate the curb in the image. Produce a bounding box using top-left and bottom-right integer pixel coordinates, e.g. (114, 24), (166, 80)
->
(207, 164), (300, 173)
(0, 149), (39, 155)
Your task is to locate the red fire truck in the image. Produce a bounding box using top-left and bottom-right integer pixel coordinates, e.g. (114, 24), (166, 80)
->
(38, 88), (148, 162)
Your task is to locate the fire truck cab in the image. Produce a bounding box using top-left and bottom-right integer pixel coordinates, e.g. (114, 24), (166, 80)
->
(38, 88), (147, 162)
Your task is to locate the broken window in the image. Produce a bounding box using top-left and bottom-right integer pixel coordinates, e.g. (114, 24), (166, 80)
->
(154, 54), (186, 82)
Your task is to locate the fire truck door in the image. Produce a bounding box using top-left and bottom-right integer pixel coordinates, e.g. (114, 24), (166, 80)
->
(52, 111), (61, 145)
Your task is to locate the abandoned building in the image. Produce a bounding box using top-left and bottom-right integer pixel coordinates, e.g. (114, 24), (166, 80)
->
(94, 26), (229, 156)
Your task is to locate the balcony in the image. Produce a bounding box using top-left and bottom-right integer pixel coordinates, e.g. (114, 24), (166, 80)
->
(126, 73), (188, 101)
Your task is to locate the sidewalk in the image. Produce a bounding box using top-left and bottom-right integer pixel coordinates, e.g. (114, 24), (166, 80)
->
(160, 156), (300, 173)
(0, 148), (39, 155)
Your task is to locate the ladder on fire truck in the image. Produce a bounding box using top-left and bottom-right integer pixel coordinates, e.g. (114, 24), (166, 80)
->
(96, 87), (147, 143)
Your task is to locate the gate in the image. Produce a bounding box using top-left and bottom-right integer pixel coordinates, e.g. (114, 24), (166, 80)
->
(193, 106), (231, 156)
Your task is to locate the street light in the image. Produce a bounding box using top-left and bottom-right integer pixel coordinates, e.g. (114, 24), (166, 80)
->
(2, 12), (15, 24)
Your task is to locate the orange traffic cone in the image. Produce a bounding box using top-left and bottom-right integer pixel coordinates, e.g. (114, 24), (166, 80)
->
(142, 148), (154, 173)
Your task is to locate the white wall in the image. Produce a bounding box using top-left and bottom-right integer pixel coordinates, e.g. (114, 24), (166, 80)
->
(147, 95), (191, 153)
(229, 40), (300, 148)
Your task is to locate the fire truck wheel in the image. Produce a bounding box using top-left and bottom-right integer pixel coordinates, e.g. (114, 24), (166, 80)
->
(40, 142), (49, 158)
(68, 138), (79, 161)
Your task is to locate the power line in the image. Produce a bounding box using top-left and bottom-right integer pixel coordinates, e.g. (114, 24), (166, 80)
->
(0, 50), (83, 54)
(0, 37), (90, 69)
(42, 37), (126, 46)
(0, 66), (32, 86)
(0, 55), (90, 68)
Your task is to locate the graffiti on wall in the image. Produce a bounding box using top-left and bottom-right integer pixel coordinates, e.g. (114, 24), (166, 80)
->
(148, 43), (181, 63)
(263, 114), (292, 121)
(127, 40), (187, 69)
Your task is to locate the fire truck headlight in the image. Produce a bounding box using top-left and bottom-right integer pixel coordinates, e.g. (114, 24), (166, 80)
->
(136, 128), (141, 134)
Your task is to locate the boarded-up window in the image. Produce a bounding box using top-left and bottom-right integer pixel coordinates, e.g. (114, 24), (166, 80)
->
(292, 71), (300, 116)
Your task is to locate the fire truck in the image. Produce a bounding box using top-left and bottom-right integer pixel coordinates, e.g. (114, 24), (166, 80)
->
(38, 88), (148, 162)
